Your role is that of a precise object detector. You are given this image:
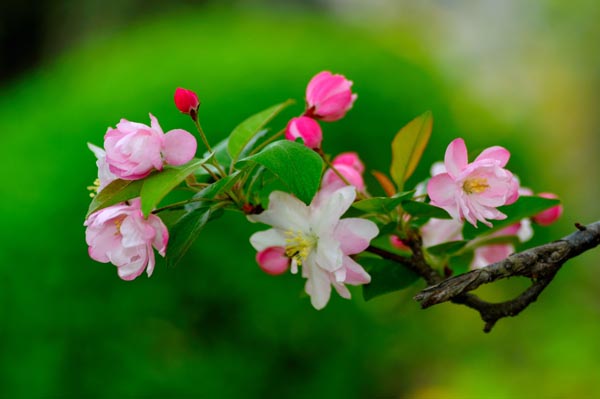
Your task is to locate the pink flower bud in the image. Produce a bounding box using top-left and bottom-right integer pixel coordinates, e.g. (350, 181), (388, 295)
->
(285, 116), (323, 149)
(256, 247), (290, 275)
(322, 164), (365, 193)
(174, 87), (199, 114)
(305, 71), (357, 122)
(332, 152), (365, 174)
(390, 235), (410, 251)
(532, 192), (563, 226)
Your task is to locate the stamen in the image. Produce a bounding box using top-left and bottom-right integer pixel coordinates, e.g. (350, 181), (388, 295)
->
(284, 230), (317, 267)
(87, 178), (101, 198)
(463, 177), (489, 194)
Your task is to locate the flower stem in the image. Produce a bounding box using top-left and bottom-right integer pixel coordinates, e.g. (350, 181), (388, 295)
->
(248, 128), (286, 156)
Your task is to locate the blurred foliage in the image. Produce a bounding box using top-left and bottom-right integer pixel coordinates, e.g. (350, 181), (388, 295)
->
(1, 5), (599, 398)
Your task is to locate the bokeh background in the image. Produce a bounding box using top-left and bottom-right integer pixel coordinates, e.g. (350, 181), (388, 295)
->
(2, 1), (600, 397)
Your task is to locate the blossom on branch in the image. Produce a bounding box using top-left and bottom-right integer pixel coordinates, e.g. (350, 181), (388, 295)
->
(248, 186), (378, 310)
(427, 138), (519, 227)
(305, 71), (357, 122)
(285, 116), (323, 149)
(84, 198), (168, 281)
(104, 114), (197, 180)
(87, 143), (117, 193)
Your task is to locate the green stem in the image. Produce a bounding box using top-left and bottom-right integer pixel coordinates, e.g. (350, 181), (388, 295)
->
(152, 196), (225, 214)
(248, 128), (286, 156)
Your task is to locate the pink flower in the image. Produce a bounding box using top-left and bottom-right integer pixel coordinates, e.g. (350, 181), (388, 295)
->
(331, 152), (365, 174)
(174, 87), (200, 115)
(305, 71), (357, 122)
(248, 186), (378, 310)
(532, 192), (563, 226)
(427, 138), (519, 227)
(285, 116), (323, 149)
(421, 218), (464, 248)
(104, 114), (197, 180)
(321, 152), (366, 193)
(322, 164), (365, 193)
(256, 247), (290, 275)
(471, 219), (532, 269)
(84, 198), (168, 281)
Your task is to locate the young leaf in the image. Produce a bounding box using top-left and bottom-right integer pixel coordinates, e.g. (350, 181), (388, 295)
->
(227, 99), (294, 163)
(352, 191), (415, 213)
(165, 206), (220, 268)
(239, 140), (323, 204)
(402, 200), (452, 219)
(86, 179), (143, 217)
(462, 196), (561, 240)
(390, 111), (433, 191)
(371, 170), (396, 197)
(140, 158), (205, 217)
(361, 257), (420, 301)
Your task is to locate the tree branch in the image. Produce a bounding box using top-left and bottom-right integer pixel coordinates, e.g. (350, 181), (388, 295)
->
(413, 221), (600, 332)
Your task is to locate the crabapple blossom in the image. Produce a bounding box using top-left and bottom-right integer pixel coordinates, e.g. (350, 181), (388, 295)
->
(331, 152), (365, 174)
(532, 193), (563, 226)
(471, 219), (533, 269)
(84, 198), (168, 281)
(421, 218), (464, 248)
(390, 235), (411, 251)
(285, 116), (323, 149)
(174, 87), (199, 115)
(256, 247), (290, 275)
(321, 153), (366, 193)
(305, 71), (357, 122)
(427, 138), (519, 227)
(248, 186), (378, 310)
(87, 143), (117, 192)
(104, 114), (197, 180)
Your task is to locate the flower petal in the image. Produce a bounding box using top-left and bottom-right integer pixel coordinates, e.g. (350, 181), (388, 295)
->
(334, 218), (379, 255)
(310, 186), (356, 234)
(249, 229), (287, 252)
(342, 256), (371, 285)
(305, 264), (332, 310)
(444, 138), (468, 178)
(474, 146), (510, 167)
(248, 191), (310, 232)
(427, 173), (457, 207)
(163, 129), (197, 166)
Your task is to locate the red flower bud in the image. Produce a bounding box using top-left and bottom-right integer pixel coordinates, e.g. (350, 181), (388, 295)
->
(174, 87), (199, 115)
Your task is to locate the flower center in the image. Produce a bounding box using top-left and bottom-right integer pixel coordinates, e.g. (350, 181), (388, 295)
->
(284, 230), (317, 269)
(114, 216), (126, 236)
(463, 177), (489, 194)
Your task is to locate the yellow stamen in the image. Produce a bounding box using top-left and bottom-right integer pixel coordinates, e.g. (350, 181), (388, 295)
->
(114, 217), (125, 235)
(87, 178), (101, 198)
(463, 177), (489, 194)
(284, 230), (317, 267)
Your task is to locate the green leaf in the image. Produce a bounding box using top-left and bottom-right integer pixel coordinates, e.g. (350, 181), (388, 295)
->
(165, 206), (218, 268)
(462, 196), (561, 240)
(140, 158), (204, 217)
(361, 257), (420, 301)
(390, 111), (433, 191)
(402, 200), (452, 219)
(240, 140), (323, 204)
(352, 191), (415, 213)
(86, 179), (143, 217)
(227, 99), (294, 163)
(426, 240), (469, 256)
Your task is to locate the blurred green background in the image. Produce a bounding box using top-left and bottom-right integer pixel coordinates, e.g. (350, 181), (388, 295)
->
(1, 1), (600, 398)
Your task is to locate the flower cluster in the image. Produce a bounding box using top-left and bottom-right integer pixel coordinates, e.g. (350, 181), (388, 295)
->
(83, 71), (564, 311)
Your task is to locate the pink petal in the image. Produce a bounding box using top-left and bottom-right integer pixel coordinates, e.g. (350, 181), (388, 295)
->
(342, 256), (371, 285)
(475, 146), (510, 167)
(444, 138), (468, 178)
(163, 129), (197, 166)
(427, 173), (457, 207)
(333, 218), (379, 255)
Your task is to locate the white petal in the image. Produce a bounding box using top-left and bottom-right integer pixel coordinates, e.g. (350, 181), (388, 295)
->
(248, 191), (310, 231)
(305, 264), (332, 310)
(249, 229), (287, 251)
(310, 186), (356, 234)
(314, 236), (342, 272)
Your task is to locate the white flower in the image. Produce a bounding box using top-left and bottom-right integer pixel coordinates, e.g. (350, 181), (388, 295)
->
(248, 186), (378, 310)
